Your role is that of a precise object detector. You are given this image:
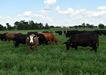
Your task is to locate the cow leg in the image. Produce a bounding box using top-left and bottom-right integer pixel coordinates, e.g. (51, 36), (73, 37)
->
(49, 40), (52, 45)
(93, 45), (97, 52)
(6, 39), (10, 43)
(14, 42), (17, 47)
(74, 44), (78, 50)
(75, 46), (77, 50)
(97, 42), (99, 47)
(66, 44), (70, 50)
(32, 46), (36, 51)
(35, 45), (37, 47)
(28, 46), (32, 52)
(7, 40), (10, 43)
(91, 44), (97, 52)
(15, 42), (19, 48)
(90, 43), (97, 52)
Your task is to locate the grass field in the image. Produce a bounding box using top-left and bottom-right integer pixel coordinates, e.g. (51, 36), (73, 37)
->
(0, 28), (106, 75)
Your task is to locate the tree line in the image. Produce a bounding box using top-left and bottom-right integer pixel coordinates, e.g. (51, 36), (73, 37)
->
(73, 23), (105, 29)
(0, 20), (50, 30)
(0, 20), (106, 30)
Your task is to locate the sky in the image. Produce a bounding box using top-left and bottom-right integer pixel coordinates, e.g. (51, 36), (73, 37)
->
(0, 0), (106, 26)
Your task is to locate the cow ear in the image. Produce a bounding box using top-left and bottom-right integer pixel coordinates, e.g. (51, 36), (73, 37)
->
(34, 37), (36, 39)
(27, 37), (29, 39)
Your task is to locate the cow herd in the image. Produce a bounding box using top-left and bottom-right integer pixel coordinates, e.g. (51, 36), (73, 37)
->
(0, 30), (106, 52)
(0, 32), (58, 52)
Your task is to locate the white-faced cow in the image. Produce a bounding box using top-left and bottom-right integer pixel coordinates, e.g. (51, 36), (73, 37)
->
(26, 34), (39, 52)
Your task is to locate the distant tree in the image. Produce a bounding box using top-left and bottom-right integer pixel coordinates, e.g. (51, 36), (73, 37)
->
(98, 23), (104, 28)
(14, 20), (46, 30)
(45, 23), (49, 29)
(78, 25), (82, 28)
(74, 25), (78, 29)
(82, 23), (86, 28)
(89, 24), (94, 28)
(6, 23), (13, 30)
(38, 23), (44, 29)
(29, 20), (35, 29)
(0, 24), (5, 30)
(50, 25), (54, 28)
(86, 23), (90, 28)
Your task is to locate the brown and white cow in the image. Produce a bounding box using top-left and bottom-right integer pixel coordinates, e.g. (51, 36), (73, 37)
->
(26, 34), (39, 52)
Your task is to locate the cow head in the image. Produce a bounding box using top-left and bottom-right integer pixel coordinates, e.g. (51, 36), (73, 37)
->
(63, 42), (70, 50)
(54, 38), (58, 44)
(27, 34), (37, 44)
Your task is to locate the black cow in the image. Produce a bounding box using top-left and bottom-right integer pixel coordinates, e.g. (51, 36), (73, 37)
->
(66, 30), (83, 37)
(55, 31), (62, 35)
(66, 30), (101, 37)
(14, 34), (27, 47)
(27, 32), (38, 34)
(64, 30), (67, 35)
(63, 32), (98, 52)
(27, 32), (48, 45)
(0, 33), (7, 41)
(100, 30), (106, 35)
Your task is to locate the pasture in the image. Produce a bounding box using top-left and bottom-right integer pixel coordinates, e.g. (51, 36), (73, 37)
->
(0, 28), (106, 75)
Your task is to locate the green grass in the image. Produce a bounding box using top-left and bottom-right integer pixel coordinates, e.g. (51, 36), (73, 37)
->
(0, 28), (106, 75)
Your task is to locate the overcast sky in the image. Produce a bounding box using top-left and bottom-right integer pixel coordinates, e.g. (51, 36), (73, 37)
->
(0, 0), (106, 26)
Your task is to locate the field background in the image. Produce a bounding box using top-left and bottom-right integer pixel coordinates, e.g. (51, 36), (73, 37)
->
(0, 28), (106, 75)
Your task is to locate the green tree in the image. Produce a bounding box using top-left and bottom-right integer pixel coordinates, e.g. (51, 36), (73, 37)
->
(6, 23), (12, 30)
(74, 25), (78, 29)
(98, 23), (104, 29)
(45, 23), (49, 29)
(50, 25), (54, 28)
(0, 24), (6, 30)
(86, 23), (90, 28)
(82, 23), (86, 28)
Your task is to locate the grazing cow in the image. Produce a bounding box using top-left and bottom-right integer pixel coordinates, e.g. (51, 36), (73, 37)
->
(55, 31), (58, 33)
(63, 33), (98, 52)
(41, 33), (58, 45)
(14, 34), (27, 47)
(55, 31), (62, 35)
(42, 31), (49, 33)
(64, 30), (67, 35)
(99, 30), (106, 35)
(0, 32), (8, 41)
(26, 34), (39, 52)
(27, 32), (48, 45)
(94, 30), (102, 35)
(6, 32), (22, 43)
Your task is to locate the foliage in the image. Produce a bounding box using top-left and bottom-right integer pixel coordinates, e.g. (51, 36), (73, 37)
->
(0, 24), (6, 30)
(0, 20), (106, 31)
(45, 23), (49, 29)
(14, 20), (47, 30)
(98, 23), (104, 29)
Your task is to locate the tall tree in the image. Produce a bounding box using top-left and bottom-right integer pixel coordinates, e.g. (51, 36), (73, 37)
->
(98, 23), (104, 29)
(82, 23), (86, 28)
(0, 24), (5, 30)
(45, 23), (49, 29)
(6, 23), (12, 30)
